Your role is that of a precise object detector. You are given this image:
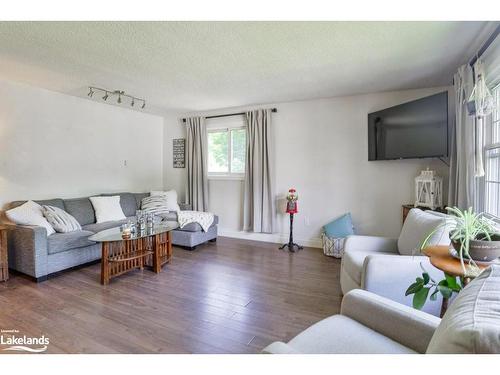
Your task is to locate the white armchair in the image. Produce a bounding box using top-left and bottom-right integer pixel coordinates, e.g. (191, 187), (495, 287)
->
(340, 208), (450, 317)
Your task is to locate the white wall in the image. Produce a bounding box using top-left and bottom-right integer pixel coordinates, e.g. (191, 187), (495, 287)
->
(164, 87), (452, 248)
(0, 79), (164, 211)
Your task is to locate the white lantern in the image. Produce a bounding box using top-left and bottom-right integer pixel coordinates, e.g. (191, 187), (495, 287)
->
(415, 169), (443, 210)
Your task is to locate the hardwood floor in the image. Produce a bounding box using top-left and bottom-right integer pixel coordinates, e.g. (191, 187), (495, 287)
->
(0, 237), (342, 353)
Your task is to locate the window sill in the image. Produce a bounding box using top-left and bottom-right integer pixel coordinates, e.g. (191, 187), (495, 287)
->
(208, 175), (245, 181)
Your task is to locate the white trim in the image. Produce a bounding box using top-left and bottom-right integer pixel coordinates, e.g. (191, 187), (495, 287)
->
(217, 228), (323, 249)
(208, 174), (244, 181)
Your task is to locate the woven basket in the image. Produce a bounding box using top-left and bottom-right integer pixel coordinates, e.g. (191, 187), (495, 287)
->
(321, 233), (346, 258)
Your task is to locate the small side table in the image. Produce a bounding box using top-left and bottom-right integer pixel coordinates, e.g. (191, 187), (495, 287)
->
(0, 226), (8, 282)
(423, 245), (489, 317)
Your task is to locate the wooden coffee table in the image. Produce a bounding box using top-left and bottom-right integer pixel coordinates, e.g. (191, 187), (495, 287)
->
(89, 222), (178, 285)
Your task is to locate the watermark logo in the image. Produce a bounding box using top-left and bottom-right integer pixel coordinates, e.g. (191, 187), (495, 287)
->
(1, 329), (49, 353)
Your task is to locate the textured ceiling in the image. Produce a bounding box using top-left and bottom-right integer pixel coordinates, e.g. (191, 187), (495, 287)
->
(0, 21), (495, 114)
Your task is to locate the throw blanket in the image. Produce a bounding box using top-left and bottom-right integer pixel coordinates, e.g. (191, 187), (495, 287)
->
(177, 210), (214, 232)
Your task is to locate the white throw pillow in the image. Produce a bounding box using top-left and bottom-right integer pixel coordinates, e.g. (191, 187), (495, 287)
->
(150, 190), (180, 212)
(397, 208), (449, 256)
(5, 200), (56, 235)
(42, 205), (82, 233)
(89, 196), (126, 223)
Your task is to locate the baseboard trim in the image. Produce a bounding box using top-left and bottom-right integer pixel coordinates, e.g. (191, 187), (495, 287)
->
(218, 228), (322, 249)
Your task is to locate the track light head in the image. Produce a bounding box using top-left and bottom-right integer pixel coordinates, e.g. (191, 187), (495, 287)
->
(131, 98), (135, 107)
(102, 92), (108, 101)
(141, 101), (146, 109)
(117, 94), (122, 104)
(88, 88), (94, 97)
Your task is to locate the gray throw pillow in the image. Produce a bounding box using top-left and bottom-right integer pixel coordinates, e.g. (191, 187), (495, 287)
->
(42, 205), (82, 233)
(426, 265), (500, 353)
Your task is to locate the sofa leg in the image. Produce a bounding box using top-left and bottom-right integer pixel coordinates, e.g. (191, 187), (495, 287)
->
(187, 246), (197, 251)
(209, 238), (217, 243)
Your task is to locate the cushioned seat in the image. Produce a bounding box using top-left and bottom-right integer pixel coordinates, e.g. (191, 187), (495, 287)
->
(47, 230), (96, 255)
(342, 250), (394, 285)
(82, 218), (130, 233)
(286, 315), (416, 354)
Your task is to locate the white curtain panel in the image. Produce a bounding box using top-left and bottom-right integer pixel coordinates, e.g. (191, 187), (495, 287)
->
(243, 109), (276, 233)
(185, 116), (209, 212)
(448, 64), (477, 209)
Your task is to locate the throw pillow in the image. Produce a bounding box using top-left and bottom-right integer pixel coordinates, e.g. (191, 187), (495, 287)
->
(141, 196), (173, 218)
(5, 200), (55, 235)
(397, 208), (449, 256)
(89, 196), (126, 223)
(42, 205), (82, 233)
(323, 213), (354, 238)
(150, 190), (180, 212)
(426, 265), (500, 353)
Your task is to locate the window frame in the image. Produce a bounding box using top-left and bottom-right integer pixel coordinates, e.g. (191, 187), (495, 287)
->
(207, 126), (246, 180)
(481, 82), (500, 218)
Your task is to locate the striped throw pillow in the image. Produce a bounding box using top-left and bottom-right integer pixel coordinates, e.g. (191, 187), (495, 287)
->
(141, 196), (174, 218)
(42, 205), (82, 233)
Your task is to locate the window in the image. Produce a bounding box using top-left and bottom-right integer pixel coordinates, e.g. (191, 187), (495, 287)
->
(484, 84), (500, 217)
(207, 126), (246, 178)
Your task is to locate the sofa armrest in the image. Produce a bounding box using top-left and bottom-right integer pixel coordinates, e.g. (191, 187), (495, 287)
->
(261, 341), (300, 354)
(6, 225), (48, 278)
(344, 235), (398, 253)
(178, 203), (192, 211)
(341, 289), (440, 353)
(362, 254), (445, 317)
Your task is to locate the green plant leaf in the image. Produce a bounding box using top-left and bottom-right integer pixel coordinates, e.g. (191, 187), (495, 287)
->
(430, 288), (439, 301)
(423, 272), (430, 285)
(438, 285), (453, 299)
(445, 274), (461, 292)
(405, 281), (424, 296)
(413, 287), (430, 310)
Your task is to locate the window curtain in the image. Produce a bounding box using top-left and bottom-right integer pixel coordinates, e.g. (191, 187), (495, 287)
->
(185, 116), (209, 212)
(243, 109), (276, 233)
(448, 64), (477, 209)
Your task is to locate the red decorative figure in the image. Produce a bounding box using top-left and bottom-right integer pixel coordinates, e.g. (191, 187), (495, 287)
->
(280, 188), (303, 252)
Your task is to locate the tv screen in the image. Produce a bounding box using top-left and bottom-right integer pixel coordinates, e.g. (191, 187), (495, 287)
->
(368, 92), (448, 161)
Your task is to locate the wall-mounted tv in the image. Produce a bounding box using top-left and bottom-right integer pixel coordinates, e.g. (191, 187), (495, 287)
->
(368, 92), (448, 161)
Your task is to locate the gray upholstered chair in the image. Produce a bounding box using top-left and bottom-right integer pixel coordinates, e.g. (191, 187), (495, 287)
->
(340, 208), (451, 316)
(262, 265), (500, 354)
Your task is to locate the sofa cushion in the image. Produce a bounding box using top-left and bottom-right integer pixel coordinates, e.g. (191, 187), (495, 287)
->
(47, 230), (96, 255)
(427, 265), (500, 354)
(342, 249), (394, 285)
(64, 197), (96, 226)
(101, 192), (137, 217)
(82, 218), (130, 234)
(175, 215), (219, 232)
(397, 209), (449, 256)
(134, 193), (149, 209)
(286, 315), (415, 354)
(323, 213), (354, 238)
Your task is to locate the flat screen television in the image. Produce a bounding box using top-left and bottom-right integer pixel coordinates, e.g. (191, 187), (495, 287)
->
(368, 92), (448, 161)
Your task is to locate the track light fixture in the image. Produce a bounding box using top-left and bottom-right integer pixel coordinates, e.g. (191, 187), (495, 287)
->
(87, 86), (146, 110)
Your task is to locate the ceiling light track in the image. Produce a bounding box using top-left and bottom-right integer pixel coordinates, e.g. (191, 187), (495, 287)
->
(88, 86), (146, 109)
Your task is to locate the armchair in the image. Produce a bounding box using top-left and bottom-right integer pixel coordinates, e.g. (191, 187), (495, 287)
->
(340, 208), (450, 316)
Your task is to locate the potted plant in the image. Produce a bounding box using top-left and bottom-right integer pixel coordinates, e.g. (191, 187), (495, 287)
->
(406, 206), (500, 310)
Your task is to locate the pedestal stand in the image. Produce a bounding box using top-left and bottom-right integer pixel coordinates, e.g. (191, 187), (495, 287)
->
(279, 213), (303, 252)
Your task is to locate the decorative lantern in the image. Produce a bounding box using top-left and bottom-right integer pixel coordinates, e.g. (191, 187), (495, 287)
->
(415, 169), (443, 210)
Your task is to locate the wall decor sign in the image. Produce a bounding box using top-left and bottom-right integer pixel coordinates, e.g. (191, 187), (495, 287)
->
(173, 138), (185, 168)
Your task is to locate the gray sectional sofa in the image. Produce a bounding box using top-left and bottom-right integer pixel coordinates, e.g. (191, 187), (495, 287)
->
(6, 192), (218, 281)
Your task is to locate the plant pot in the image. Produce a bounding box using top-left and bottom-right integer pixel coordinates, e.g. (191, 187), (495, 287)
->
(452, 234), (500, 262)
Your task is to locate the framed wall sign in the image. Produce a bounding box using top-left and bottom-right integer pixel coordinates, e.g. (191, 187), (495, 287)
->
(173, 138), (186, 168)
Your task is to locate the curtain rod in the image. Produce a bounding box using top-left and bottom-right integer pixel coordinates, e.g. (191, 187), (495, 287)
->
(182, 108), (277, 123)
(469, 23), (500, 67)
